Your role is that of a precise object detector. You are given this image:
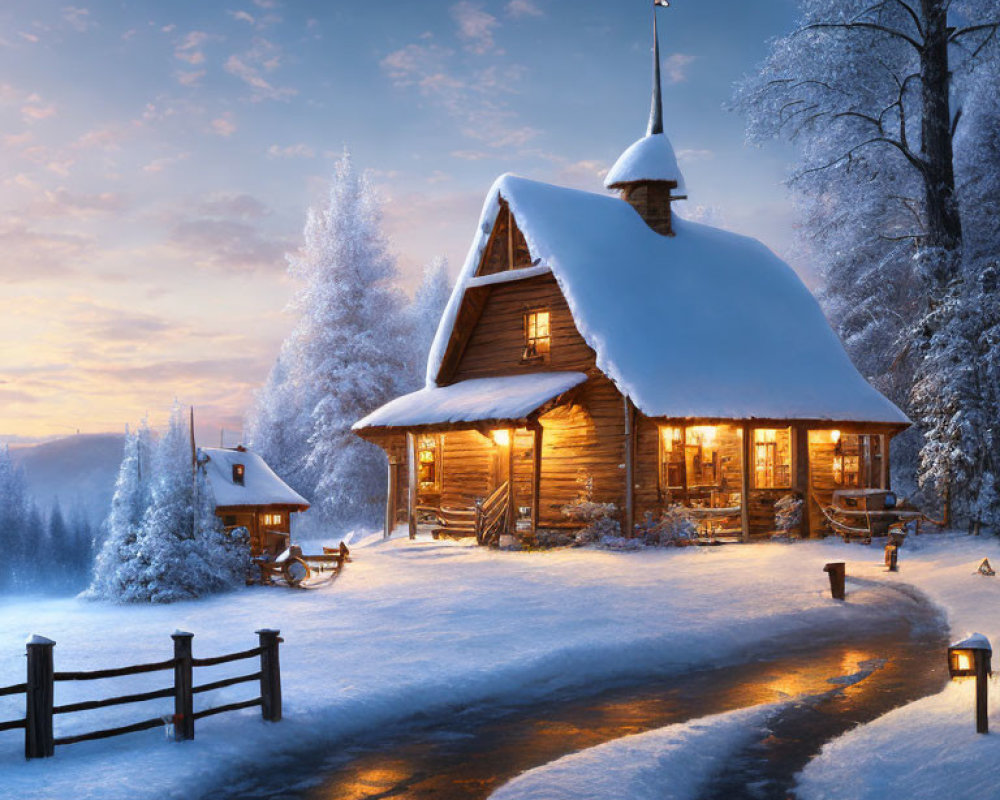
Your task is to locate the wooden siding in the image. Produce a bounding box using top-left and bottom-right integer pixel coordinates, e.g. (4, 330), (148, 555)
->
(537, 375), (626, 527)
(477, 202), (533, 277)
(450, 273), (596, 382)
(437, 429), (494, 510)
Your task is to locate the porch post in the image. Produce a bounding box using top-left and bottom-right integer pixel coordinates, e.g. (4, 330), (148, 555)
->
(531, 424), (542, 534)
(506, 428), (516, 535)
(880, 434), (891, 490)
(740, 423), (752, 542)
(406, 433), (417, 540)
(384, 457), (398, 539)
(623, 397), (636, 537)
(794, 425), (811, 538)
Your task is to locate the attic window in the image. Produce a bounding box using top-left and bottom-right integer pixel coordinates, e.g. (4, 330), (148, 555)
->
(232, 463), (245, 486)
(522, 310), (551, 362)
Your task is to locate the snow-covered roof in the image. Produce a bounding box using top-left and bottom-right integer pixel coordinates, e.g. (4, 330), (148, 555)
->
(427, 174), (909, 426)
(200, 447), (309, 509)
(354, 372), (588, 431)
(605, 133), (686, 193)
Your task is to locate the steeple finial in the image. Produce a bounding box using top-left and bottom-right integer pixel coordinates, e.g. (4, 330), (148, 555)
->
(647, 1), (666, 136)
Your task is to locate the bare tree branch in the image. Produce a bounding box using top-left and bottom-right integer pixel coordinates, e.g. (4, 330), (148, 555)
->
(800, 21), (923, 51)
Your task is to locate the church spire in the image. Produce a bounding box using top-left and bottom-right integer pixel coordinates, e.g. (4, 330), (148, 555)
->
(648, 7), (664, 137)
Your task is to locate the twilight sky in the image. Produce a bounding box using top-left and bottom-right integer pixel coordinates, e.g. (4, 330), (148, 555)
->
(0, 0), (802, 444)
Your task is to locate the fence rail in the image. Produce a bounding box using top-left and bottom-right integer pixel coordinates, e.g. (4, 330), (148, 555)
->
(0, 629), (282, 760)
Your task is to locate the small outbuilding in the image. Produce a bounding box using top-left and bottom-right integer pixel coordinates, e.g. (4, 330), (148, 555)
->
(201, 446), (310, 557)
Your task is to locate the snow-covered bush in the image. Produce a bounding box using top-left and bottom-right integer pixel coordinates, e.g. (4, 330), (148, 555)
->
(775, 494), (803, 536)
(637, 506), (698, 546)
(562, 499), (621, 544)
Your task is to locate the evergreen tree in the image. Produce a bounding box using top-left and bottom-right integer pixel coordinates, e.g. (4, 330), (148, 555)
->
(125, 405), (245, 603)
(408, 256), (453, 389)
(0, 446), (30, 590)
(247, 150), (411, 531)
(87, 422), (152, 599)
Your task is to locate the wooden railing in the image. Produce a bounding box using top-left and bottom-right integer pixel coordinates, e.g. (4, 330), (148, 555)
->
(1, 629), (282, 759)
(476, 481), (510, 546)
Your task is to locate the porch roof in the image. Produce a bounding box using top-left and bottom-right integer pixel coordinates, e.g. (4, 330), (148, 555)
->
(353, 371), (588, 433)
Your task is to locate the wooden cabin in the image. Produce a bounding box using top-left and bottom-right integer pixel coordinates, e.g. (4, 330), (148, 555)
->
(201, 446), (310, 557)
(353, 16), (909, 543)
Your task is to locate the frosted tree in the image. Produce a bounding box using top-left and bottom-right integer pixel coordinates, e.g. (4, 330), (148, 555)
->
(88, 406), (246, 604)
(87, 422), (153, 599)
(248, 151), (410, 531)
(737, 0), (1000, 524)
(0, 446), (31, 590)
(245, 353), (312, 499)
(125, 405), (245, 603)
(406, 256), (452, 389)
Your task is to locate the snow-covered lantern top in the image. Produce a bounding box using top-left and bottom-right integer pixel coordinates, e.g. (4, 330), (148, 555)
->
(948, 633), (992, 678)
(605, 9), (687, 236)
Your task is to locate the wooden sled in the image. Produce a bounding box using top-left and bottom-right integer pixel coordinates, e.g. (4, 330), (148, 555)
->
(254, 542), (351, 588)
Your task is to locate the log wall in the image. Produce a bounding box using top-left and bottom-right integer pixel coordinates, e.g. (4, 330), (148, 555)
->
(537, 375), (626, 527)
(450, 273), (596, 382)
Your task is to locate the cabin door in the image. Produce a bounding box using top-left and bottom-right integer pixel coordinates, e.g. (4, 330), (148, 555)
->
(488, 428), (536, 532)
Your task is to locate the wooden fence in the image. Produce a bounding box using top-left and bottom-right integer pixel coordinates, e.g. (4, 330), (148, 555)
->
(0, 629), (282, 759)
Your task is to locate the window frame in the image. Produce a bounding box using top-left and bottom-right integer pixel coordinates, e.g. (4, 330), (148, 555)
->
(232, 463), (245, 486)
(752, 428), (792, 490)
(521, 308), (551, 363)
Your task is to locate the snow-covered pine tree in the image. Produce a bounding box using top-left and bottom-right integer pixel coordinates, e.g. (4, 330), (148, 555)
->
(123, 404), (245, 603)
(245, 352), (312, 502)
(407, 256), (452, 390)
(248, 151), (411, 532)
(87, 422), (152, 599)
(0, 445), (31, 591)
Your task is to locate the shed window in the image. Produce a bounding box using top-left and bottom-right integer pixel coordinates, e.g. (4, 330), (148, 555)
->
(523, 310), (551, 361)
(753, 428), (791, 489)
(262, 513), (283, 527)
(232, 463), (245, 486)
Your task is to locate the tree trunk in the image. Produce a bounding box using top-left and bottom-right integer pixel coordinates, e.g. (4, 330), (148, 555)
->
(919, 0), (963, 267)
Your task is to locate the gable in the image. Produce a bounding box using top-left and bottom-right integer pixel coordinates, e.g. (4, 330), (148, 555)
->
(443, 272), (596, 384)
(477, 200), (534, 276)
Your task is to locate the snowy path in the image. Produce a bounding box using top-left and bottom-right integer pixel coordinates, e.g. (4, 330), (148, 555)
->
(795, 533), (1000, 800)
(0, 536), (932, 800)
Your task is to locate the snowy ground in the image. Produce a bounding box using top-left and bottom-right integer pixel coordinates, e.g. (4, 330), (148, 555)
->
(796, 533), (1000, 800)
(489, 703), (782, 800)
(0, 532), (897, 800)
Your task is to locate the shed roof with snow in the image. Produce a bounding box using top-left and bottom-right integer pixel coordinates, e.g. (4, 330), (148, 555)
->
(201, 447), (309, 510)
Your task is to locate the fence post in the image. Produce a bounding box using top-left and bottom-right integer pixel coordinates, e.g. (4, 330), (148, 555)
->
(172, 631), (195, 741)
(256, 629), (282, 722)
(25, 635), (55, 759)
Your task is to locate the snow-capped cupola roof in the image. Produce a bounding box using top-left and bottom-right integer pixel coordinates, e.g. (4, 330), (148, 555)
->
(605, 132), (686, 193)
(426, 174), (909, 426)
(605, 10), (685, 193)
(200, 447), (309, 509)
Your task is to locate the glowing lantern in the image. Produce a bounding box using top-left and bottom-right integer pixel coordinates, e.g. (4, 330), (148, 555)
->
(831, 429), (842, 444)
(947, 633), (992, 734)
(491, 429), (511, 447)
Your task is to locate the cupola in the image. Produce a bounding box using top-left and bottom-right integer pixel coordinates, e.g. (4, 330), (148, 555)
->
(605, 7), (686, 236)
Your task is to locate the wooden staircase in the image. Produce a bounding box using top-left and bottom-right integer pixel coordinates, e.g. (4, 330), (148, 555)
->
(425, 481), (511, 546)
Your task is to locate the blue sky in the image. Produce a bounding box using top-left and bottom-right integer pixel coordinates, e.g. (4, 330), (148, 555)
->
(0, 0), (802, 441)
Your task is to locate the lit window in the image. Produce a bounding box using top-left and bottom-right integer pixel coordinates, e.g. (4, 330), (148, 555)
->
(261, 513), (283, 527)
(417, 435), (441, 490)
(659, 426), (685, 490)
(523, 310), (551, 361)
(232, 463), (245, 486)
(753, 428), (791, 489)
